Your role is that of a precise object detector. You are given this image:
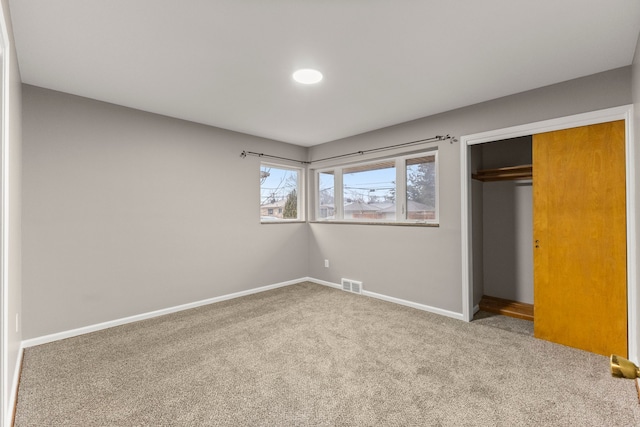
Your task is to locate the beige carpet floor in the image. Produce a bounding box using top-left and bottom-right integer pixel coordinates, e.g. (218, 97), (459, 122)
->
(14, 282), (640, 426)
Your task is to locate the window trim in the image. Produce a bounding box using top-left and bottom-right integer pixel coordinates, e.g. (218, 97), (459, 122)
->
(313, 151), (438, 225)
(260, 162), (305, 223)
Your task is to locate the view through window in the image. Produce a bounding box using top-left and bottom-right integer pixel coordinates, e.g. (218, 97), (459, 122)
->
(260, 163), (302, 222)
(315, 151), (438, 224)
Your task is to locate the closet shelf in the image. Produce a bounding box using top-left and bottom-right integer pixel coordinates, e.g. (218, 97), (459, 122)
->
(472, 164), (532, 182)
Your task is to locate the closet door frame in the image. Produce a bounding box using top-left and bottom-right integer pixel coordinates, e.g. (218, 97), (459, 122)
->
(460, 104), (637, 362)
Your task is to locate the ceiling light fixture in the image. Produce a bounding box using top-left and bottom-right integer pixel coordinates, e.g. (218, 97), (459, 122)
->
(293, 69), (323, 85)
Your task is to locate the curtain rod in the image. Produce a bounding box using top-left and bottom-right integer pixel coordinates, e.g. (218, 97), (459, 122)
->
(239, 151), (310, 164)
(240, 134), (456, 165)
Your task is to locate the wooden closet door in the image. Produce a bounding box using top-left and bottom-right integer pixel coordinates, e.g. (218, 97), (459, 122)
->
(533, 120), (627, 357)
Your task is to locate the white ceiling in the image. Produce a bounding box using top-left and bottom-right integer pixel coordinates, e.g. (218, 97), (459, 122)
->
(8, 0), (640, 146)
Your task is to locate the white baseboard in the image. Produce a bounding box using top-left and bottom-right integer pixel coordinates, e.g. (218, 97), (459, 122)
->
(306, 277), (466, 321)
(303, 277), (341, 290)
(363, 290), (465, 321)
(22, 278), (307, 348)
(22, 277), (468, 349)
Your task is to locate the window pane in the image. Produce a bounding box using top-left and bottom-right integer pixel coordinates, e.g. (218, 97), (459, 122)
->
(343, 163), (396, 221)
(318, 171), (335, 219)
(406, 155), (436, 220)
(260, 165), (299, 221)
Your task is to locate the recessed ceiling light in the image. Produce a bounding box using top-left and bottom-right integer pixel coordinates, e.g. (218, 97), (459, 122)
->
(293, 69), (323, 85)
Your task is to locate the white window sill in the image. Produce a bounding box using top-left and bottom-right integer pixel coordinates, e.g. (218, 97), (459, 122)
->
(309, 220), (439, 227)
(260, 220), (307, 224)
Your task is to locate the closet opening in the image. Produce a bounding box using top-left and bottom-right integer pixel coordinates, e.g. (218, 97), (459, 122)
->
(470, 136), (533, 322)
(460, 106), (636, 360)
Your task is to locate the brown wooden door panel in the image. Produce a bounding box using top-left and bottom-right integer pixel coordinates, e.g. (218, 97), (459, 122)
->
(533, 120), (627, 357)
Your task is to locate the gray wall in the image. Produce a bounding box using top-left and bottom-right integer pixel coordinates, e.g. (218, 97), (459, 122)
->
(308, 66), (632, 314)
(482, 182), (533, 303)
(22, 66), (633, 338)
(481, 138), (533, 304)
(22, 85), (309, 339)
(1, 0), (21, 424)
(633, 31), (640, 364)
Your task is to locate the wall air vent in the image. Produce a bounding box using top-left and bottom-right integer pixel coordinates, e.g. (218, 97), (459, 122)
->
(341, 278), (363, 295)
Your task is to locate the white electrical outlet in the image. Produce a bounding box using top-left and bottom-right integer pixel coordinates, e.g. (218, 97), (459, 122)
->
(324, 259), (329, 268)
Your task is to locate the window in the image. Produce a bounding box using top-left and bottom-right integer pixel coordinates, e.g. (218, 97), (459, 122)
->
(343, 160), (396, 220)
(314, 151), (438, 224)
(406, 155), (437, 220)
(318, 171), (335, 219)
(260, 163), (303, 222)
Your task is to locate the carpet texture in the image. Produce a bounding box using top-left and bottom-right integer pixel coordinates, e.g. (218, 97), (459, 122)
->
(14, 282), (640, 426)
